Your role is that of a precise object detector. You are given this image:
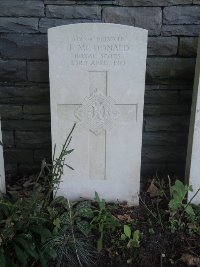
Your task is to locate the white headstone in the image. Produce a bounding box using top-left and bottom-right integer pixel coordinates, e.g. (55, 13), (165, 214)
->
(0, 119), (6, 194)
(48, 23), (148, 204)
(186, 37), (200, 204)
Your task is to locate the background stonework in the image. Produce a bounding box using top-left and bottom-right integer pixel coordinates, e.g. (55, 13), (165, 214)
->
(0, 0), (199, 180)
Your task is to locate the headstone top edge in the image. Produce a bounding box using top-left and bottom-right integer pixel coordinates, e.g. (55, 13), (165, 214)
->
(47, 23), (148, 36)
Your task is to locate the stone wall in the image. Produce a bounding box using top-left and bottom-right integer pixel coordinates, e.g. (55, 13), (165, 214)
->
(0, 0), (199, 180)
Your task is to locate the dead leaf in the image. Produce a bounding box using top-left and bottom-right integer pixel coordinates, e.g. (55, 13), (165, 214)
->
(188, 223), (198, 230)
(181, 254), (200, 266)
(23, 179), (34, 188)
(116, 214), (132, 223)
(147, 179), (160, 198)
(127, 258), (133, 264)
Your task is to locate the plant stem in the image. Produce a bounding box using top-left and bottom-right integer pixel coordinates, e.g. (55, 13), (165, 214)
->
(180, 187), (200, 220)
(139, 197), (158, 221)
(67, 200), (83, 267)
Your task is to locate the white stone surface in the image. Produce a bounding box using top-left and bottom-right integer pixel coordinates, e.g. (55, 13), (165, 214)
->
(186, 37), (200, 204)
(48, 23), (148, 204)
(0, 119), (6, 194)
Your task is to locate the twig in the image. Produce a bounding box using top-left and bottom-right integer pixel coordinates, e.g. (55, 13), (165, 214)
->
(187, 187), (200, 206)
(139, 196), (158, 221)
(180, 187), (200, 219)
(156, 201), (164, 231)
(167, 175), (172, 198)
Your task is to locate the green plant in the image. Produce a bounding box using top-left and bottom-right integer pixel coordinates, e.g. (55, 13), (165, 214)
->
(0, 185), (56, 267)
(121, 225), (140, 248)
(168, 180), (200, 233)
(0, 124), (97, 267)
(169, 180), (194, 216)
(37, 123), (76, 208)
(91, 192), (119, 252)
(45, 199), (96, 267)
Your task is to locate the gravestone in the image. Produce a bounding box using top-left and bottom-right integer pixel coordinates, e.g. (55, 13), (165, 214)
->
(186, 37), (200, 204)
(48, 23), (148, 204)
(0, 119), (6, 194)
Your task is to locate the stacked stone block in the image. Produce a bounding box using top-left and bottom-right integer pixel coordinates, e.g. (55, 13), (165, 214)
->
(0, 0), (199, 178)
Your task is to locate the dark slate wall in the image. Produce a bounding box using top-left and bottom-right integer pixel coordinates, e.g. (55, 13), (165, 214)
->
(0, 0), (198, 179)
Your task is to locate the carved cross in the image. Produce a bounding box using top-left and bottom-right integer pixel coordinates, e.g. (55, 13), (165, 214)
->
(73, 71), (138, 180)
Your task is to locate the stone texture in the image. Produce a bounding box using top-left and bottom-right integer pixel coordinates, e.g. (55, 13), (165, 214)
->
(15, 131), (51, 148)
(5, 164), (18, 176)
(144, 104), (190, 115)
(146, 84), (192, 90)
(116, 0), (192, 6)
(162, 25), (200, 36)
(185, 38), (200, 204)
(4, 148), (33, 164)
(0, 105), (22, 119)
(34, 149), (51, 163)
(44, 0), (76, 3)
(163, 6), (200, 25)
(0, 34), (47, 60)
(44, 0), (113, 3)
(0, 1), (44, 17)
(0, 0), (197, 179)
(142, 146), (186, 163)
(2, 131), (14, 147)
(148, 37), (178, 56)
(144, 90), (191, 104)
(39, 18), (97, 33)
(142, 132), (188, 146)
(146, 58), (195, 84)
(23, 113), (50, 121)
(141, 163), (185, 178)
(19, 164), (41, 175)
(23, 105), (50, 121)
(0, 18), (39, 33)
(27, 62), (49, 82)
(179, 37), (198, 56)
(145, 116), (189, 132)
(0, 60), (26, 82)
(0, 120), (6, 193)
(23, 105), (50, 115)
(1, 120), (50, 131)
(46, 5), (101, 19)
(145, 90), (179, 104)
(102, 7), (162, 36)
(0, 85), (49, 105)
(48, 23), (148, 204)
(180, 90), (193, 104)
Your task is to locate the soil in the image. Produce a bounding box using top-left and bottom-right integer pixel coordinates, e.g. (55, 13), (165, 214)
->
(7, 176), (200, 267)
(95, 203), (200, 267)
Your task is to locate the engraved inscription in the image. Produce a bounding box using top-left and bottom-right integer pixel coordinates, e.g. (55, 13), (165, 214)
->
(68, 34), (129, 67)
(75, 89), (120, 135)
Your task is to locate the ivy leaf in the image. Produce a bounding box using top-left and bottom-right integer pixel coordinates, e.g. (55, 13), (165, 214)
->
(76, 202), (94, 219)
(60, 212), (70, 225)
(53, 218), (61, 229)
(121, 233), (127, 241)
(169, 199), (180, 211)
(184, 205), (195, 217)
(133, 230), (140, 244)
(76, 220), (91, 236)
(124, 225), (131, 238)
